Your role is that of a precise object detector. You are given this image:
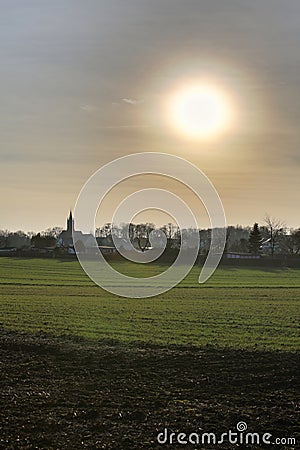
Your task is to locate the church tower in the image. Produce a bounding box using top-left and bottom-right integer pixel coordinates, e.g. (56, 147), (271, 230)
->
(67, 210), (74, 233)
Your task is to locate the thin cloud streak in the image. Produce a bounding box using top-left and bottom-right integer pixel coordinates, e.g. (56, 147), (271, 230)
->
(122, 98), (144, 105)
(80, 104), (99, 112)
(97, 125), (152, 129)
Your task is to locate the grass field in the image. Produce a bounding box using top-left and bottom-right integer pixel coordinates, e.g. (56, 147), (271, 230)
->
(0, 258), (299, 351)
(0, 258), (299, 449)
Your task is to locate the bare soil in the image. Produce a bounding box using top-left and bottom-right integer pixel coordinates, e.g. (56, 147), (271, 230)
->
(0, 330), (298, 449)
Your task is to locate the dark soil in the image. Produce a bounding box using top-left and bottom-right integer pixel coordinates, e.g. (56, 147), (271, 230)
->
(0, 330), (298, 449)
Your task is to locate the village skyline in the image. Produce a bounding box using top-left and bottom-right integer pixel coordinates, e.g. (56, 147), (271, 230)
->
(1, 209), (299, 259)
(0, 209), (298, 235)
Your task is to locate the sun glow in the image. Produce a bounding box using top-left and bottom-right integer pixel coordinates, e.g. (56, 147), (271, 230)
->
(167, 84), (233, 139)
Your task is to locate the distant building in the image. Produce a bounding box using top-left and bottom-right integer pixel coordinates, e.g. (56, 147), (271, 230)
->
(58, 211), (118, 256)
(58, 211), (95, 253)
(225, 252), (260, 259)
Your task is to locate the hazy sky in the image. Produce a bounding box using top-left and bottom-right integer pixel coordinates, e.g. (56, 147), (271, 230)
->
(1, 0), (299, 231)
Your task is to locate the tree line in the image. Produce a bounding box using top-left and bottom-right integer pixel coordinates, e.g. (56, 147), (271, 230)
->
(0, 215), (300, 256)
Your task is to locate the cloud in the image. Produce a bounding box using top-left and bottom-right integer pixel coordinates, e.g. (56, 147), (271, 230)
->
(122, 98), (143, 105)
(80, 104), (99, 112)
(97, 124), (151, 129)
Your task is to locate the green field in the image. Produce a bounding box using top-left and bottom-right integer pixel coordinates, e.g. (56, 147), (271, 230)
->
(0, 258), (299, 449)
(0, 258), (299, 351)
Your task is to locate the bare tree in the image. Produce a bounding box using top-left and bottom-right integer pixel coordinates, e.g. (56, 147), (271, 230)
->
(160, 223), (179, 248)
(280, 229), (300, 255)
(264, 214), (285, 257)
(95, 223), (112, 238)
(134, 223), (155, 251)
(0, 230), (10, 248)
(42, 227), (63, 239)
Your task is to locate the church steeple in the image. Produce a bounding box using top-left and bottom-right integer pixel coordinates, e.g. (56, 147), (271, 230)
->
(67, 210), (74, 233)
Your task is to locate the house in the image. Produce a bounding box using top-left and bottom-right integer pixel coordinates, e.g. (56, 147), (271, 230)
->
(225, 252), (261, 260)
(96, 236), (118, 254)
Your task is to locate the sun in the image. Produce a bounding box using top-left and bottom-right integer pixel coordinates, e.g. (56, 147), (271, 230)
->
(167, 84), (233, 139)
